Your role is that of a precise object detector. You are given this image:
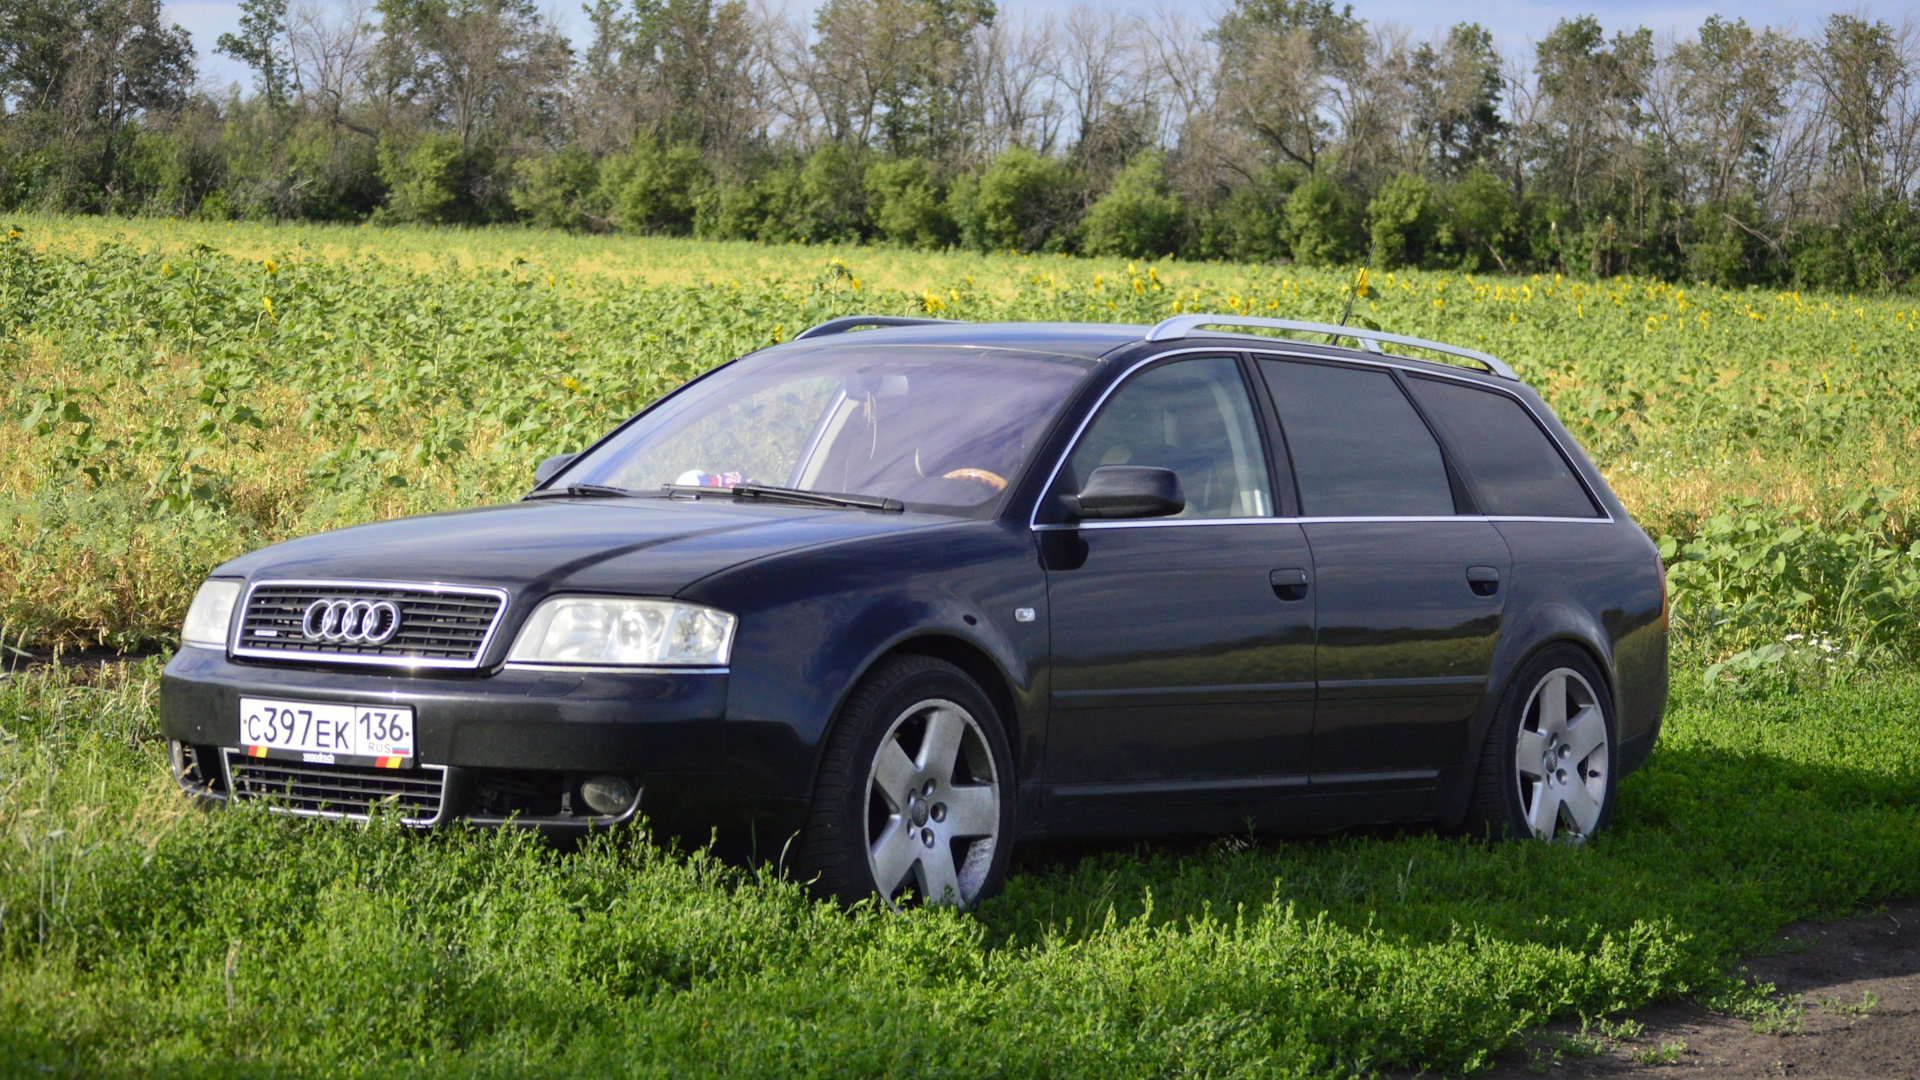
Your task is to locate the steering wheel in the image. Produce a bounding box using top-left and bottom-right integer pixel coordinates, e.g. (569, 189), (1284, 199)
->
(942, 468), (1008, 491)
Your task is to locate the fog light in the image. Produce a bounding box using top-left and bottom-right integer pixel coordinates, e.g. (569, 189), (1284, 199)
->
(579, 775), (637, 817)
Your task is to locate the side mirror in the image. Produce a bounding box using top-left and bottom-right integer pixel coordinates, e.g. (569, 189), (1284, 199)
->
(534, 453), (577, 486)
(1069, 465), (1185, 520)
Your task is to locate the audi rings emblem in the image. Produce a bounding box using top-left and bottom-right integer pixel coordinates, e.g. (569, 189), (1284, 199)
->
(302, 599), (403, 645)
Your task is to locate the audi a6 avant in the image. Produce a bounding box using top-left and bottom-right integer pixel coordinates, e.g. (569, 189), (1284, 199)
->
(163, 314), (1668, 907)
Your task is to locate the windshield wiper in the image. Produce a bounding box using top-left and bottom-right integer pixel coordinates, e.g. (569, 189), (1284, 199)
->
(661, 483), (904, 513)
(524, 483), (647, 500)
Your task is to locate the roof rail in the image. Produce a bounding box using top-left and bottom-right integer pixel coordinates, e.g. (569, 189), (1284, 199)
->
(793, 315), (959, 340)
(1143, 314), (1518, 380)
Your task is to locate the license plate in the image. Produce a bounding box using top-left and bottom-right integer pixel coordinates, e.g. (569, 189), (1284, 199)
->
(239, 697), (415, 768)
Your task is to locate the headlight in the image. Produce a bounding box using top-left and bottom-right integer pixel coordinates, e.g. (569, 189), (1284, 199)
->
(507, 598), (736, 666)
(181, 579), (243, 649)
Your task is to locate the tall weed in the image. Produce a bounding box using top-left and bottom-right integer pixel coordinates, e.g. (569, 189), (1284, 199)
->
(1662, 492), (1920, 688)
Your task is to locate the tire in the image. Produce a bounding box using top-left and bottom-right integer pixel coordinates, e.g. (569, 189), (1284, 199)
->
(796, 656), (1016, 909)
(1466, 645), (1618, 843)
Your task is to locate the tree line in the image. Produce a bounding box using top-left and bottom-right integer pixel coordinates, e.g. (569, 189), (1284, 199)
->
(4, 0), (1919, 289)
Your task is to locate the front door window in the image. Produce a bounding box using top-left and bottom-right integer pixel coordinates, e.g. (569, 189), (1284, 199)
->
(1065, 355), (1272, 519)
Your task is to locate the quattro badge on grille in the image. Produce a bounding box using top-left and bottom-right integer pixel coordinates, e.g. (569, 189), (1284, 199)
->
(301, 599), (402, 644)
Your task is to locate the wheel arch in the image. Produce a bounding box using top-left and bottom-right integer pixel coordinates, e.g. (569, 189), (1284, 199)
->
(807, 630), (1027, 795)
(1443, 626), (1619, 828)
(879, 634), (1024, 767)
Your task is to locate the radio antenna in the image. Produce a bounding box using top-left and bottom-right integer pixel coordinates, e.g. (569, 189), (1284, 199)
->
(1335, 239), (1378, 332)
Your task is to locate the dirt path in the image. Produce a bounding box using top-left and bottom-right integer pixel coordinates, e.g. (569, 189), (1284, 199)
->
(1480, 901), (1920, 1077)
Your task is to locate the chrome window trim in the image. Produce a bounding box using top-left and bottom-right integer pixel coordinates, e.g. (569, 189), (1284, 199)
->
(230, 578), (511, 670)
(1028, 344), (1613, 531)
(221, 750), (451, 826)
(1031, 514), (1614, 532)
(501, 662), (731, 675)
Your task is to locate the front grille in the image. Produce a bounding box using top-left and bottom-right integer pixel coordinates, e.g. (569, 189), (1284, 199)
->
(234, 581), (507, 668)
(224, 751), (448, 824)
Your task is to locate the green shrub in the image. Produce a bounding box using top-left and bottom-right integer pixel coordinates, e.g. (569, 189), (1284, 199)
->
(1441, 167), (1517, 272)
(1194, 167), (1301, 262)
(793, 142), (868, 242)
(1282, 175), (1359, 267)
(1684, 194), (1778, 288)
(597, 136), (708, 235)
(1368, 173), (1441, 270)
(1078, 152), (1187, 258)
(511, 148), (600, 231)
(1792, 196), (1920, 293)
(375, 133), (468, 224)
(864, 156), (953, 248)
(952, 147), (1077, 252)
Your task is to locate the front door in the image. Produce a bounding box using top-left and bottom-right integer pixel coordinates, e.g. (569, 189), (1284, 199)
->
(1042, 355), (1316, 828)
(1257, 357), (1510, 790)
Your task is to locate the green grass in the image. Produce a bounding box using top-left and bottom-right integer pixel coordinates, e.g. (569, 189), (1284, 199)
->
(2, 659), (1917, 1077)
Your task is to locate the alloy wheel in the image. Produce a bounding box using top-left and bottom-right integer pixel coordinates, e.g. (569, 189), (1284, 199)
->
(863, 697), (1001, 907)
(1514, 667), (1610, 841)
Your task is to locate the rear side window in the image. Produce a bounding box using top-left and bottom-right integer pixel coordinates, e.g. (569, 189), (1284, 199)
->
(1404, 376), (1599, 519)
(1259, 359), (1455, 517)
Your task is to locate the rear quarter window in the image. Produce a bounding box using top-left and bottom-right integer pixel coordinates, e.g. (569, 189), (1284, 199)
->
(1404, 376), (1599, 519)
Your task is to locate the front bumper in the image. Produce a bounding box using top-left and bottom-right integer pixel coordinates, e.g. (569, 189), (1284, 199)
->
(161, 646), (734, 834)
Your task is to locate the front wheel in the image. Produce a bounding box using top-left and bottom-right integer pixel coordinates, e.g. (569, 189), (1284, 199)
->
(1467, 646), (1617, 842)
(798, 656), (1014, 908)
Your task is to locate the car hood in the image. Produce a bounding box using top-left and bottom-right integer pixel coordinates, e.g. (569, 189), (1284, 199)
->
(215, 496), (949, 598)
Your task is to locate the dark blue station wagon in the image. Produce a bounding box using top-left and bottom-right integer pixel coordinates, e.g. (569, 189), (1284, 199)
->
(163, 314), (1669, 907)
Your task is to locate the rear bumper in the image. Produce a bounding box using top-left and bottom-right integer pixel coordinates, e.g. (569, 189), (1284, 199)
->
(160, 646), (755, 835)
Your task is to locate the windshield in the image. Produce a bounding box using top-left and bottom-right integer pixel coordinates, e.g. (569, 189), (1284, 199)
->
(555, 345), (1096, 513)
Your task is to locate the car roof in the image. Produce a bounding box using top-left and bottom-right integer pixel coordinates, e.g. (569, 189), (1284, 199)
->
(774, 317), (1522, 385)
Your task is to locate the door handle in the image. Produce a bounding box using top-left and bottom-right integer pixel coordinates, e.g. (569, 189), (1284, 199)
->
(1466, 566), (1500, 596)
(1270, 568), (1309, 601)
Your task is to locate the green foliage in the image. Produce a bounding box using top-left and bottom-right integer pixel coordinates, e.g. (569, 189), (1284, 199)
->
(698, 145), (868, 244)
(1792, 196), (1920, 293)
(1077, 152), (1186, 258)
(215, 0), (294, 108)
(1368, 173), (1440, 270)
(1684, 194), (1777, 288)
(1442, 166), (1517, 271)
(1661, 493), (1920, 690)
(376, 133), (469, 224)
(597, 136), (708, 234)
(1194, 166), (1302, 262)
(863, 156), (953, 248)
(952, 148), (1077, 253)
(1283, 175), (1359, 267)
(791, 141), (868, 242)
(510, 148), (599, 230)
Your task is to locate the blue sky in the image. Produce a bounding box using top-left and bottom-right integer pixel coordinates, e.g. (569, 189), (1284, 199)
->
(172, 0), (1864, 93)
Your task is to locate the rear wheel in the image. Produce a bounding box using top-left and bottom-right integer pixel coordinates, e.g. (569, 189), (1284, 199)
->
(798, 656), (1014, 908)
(1467, 646), (1617, 842)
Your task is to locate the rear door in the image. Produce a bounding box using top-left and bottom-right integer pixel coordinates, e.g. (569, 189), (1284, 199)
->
(1041, 354), (1317, 829)
(1256, 357), (1511, 791)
